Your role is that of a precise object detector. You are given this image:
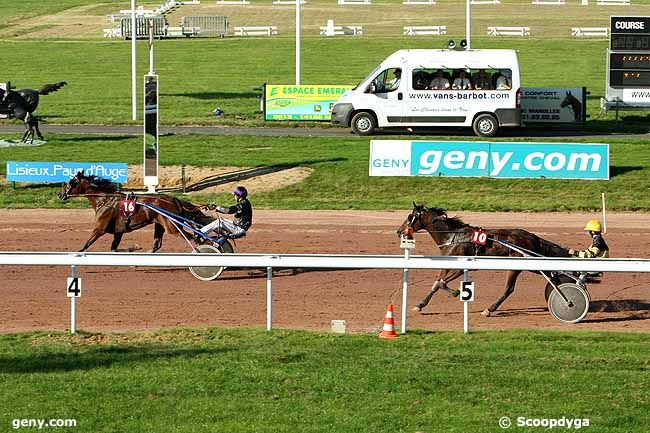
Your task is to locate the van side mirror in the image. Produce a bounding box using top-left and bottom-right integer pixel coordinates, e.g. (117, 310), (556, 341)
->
(365, 82), (376, 94)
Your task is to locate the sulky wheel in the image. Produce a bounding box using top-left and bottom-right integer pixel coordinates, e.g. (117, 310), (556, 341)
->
(547, 283), (590, 324)
(189, 244), (227, 281)
(544, 273), (576, 302)
(219, 239), (234, 254)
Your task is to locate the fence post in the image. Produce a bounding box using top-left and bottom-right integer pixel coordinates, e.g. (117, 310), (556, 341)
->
(267, 266), (272, 331)
(401, 247), (409, 334)
(463, 269), (470, 334)
(70, 265), (77, 334)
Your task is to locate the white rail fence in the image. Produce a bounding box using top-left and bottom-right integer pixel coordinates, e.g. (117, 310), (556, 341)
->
(2, 251), (649, 333)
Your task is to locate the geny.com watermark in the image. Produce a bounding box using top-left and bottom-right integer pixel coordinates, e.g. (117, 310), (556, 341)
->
(499, 416), (590, 429)
(11, 419), (77, 430)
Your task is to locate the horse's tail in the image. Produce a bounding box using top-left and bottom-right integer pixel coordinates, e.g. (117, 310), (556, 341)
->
(38, 82), (67, 95)
(537, 236), (571, 258)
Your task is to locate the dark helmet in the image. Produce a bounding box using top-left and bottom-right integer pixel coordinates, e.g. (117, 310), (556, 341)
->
(233, 186), (248, 198)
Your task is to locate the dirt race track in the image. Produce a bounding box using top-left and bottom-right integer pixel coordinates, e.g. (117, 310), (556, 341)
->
(1, 209), (650, 334)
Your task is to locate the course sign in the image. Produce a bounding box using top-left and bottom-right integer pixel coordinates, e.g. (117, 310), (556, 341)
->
(369, 141), (609, 180)
(6, 162), (128, 183)
(265, 85), (353, 120)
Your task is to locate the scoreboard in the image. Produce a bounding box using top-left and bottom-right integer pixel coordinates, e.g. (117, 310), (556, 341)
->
(604, 16), (650, 110)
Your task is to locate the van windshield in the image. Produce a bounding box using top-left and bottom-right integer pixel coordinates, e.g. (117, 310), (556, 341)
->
(352, 66), (381, 90)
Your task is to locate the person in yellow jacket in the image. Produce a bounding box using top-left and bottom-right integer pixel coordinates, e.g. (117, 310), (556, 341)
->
(569, 220), (609, 258)
(569, 220), (609, 284)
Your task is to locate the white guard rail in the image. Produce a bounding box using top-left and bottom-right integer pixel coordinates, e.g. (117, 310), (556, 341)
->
(0, 252), (648, 273)
(2, 252), (650, 334)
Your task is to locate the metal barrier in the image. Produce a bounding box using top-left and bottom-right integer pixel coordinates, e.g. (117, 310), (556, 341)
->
(181, 16), (229, 37)
(121, 16), (168, 39)
(2, 251), (649, 333)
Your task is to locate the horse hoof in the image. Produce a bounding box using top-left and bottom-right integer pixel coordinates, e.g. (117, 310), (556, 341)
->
(412, 306), (422, 312)
(450, 289), (460, 298)
(481, 309), (492, 317)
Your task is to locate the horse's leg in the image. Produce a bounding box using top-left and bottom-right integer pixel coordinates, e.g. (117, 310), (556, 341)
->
(21, 126), (31, 143)
(150, 223), (165, 253)
(413, 269), (464, 312)
(110, 233), (124, 252)
(79, 228), (105, 252)
(482, 270), (522, 317)
(33, 117), (43, 140)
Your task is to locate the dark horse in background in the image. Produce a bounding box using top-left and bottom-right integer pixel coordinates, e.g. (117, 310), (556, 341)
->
(59, 171), (212, 252)
(397, 204), (571, 316)
(0, 81), (67, 143)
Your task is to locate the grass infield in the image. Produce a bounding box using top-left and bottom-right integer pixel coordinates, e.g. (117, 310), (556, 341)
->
(1, 133), (649, 211)
(0, 327), (648, 433)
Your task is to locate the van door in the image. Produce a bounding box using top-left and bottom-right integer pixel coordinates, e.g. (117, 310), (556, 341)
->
(367, 67), (403, 126)
(404, 68), (469, 127)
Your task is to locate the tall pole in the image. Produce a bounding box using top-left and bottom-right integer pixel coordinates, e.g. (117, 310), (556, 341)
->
(149, 21), (154, 74)
(466, 0), (471, 49)
(295, 0), (301, 85)
(131, 0), (137, 120)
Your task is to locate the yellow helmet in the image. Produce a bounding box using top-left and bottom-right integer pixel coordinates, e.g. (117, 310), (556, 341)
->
(584, 220), (602, 232)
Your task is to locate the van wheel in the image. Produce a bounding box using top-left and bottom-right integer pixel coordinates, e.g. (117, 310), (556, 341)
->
(351, 112), (376, 136)
(472, 114), (499, 137)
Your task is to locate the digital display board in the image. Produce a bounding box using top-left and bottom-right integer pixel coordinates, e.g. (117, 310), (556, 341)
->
(609, 17), (650, 91)
(609, 70), (650, 88)
(609, 53), (650, 69)
(611, 34), (650, 51)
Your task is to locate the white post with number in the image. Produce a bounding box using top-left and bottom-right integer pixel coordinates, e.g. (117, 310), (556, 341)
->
(399, 235), (416, 334)
(460, 270), (474, 334)
(67, 265), (81, 334)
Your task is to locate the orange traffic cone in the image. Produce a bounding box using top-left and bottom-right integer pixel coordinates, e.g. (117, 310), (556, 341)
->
(379, 303), (399, 339)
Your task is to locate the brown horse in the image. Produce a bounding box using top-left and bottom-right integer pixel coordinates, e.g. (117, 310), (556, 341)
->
(397, 204), (571, 316)
(59, 171), (211, 252)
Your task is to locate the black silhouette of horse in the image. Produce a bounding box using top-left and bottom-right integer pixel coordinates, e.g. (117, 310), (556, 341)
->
(0, 82), (67, 143)
(560, 91), (582, 122)
(397, 204), (572, 317)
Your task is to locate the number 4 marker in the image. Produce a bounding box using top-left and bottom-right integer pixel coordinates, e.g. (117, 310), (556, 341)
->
(67, 277), (81, 298)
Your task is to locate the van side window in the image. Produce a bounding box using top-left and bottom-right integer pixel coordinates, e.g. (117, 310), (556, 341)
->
(411, 69), (452, 90)
(493, 69), (512, 90)
(472, 69), (493, 90)
(373, 68), (401, 93)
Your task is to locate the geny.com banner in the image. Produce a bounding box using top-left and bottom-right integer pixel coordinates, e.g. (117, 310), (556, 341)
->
(369, 140), (609, 180)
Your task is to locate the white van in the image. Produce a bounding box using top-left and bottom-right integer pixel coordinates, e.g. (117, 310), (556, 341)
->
(331, 49), (521, 137)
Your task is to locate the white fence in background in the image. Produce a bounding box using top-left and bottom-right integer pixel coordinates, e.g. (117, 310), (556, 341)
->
(272, 0), (306, 4)
(488, 26), (531, 36)
(403, 0), (436, 4)
(596, 0), (630, 5)
(404, 25), (447, 36)
(571, 27), (608, 37)
(471, 0), (500, 4)
(531, 0), (565, 4)
(338, 0), (371, 4)
(234, 26), (278, 36)
(2, 251), (649, 333)
(320, 22), (363, 36)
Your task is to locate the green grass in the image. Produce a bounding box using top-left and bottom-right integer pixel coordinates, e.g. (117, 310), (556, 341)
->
(0, 327), (648, 433)
(0, 31), (649, 128)
(2, 133), (650, 211)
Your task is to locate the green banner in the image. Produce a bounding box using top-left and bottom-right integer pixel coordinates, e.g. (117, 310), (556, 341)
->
(265, 85), (353, 121)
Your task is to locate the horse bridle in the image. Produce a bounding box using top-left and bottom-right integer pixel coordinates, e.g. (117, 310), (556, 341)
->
(59, 177), (80, 200)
